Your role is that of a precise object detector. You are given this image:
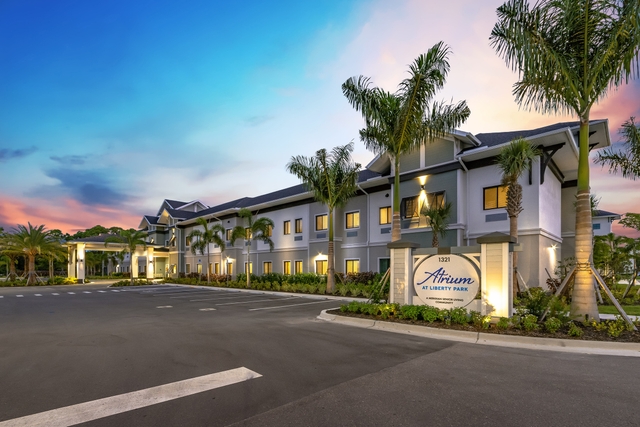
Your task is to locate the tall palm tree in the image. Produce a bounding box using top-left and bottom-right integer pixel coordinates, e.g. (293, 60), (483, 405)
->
(343, 41), (470, 242)
(229, 208), (274, 289)
(43, 244), (67, 280)
(596, 117), (640, 180)
(0, 230), (21, 281)
(421, 201), (453, 248)
(6, 223), (58, 285)
(287, 142), (361, 293)
(187, 217), (226, 284)
(490, 0), (640, 320)
(104, 229), (148, 286)
(496, 137), (541, 294)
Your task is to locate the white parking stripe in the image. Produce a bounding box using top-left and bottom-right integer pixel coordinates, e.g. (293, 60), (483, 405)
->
(67, 292), (75, 295)
(16, 295), (23, 298)
(0, 296), (3, 298)
(35, 294), (42, 297)
(189, 294), (257, 302)
(52, 293), (59, 296)
(216, 297), (298, 306)
(83, 291), (91, 294)
(156, 306), (172, 309)
(248, 300), (332, 311)
(199, 308), (216, 311)
(0, 367), (261, 427)
(111, 290), (120, 292)
(98, 291), (106, 293)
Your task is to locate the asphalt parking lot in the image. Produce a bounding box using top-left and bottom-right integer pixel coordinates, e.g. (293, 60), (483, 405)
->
(0, 284), (638, 427)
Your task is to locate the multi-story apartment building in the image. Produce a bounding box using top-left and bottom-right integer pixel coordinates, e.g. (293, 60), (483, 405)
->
(134, 120), (611, 289)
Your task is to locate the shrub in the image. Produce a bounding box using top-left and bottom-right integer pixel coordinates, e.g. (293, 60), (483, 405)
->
(470, 311), (483, 328)
(518, 287), (551, 318)
(607, 320), (626, 338)
(421, 305), (440, 323)
(544, 317), (562, 333)
(523, 314), (539, 331)
(450, 308), (469, 325)
(568, 322), (583, 337)
(496, 317), (510, 330)
(400, 305), (421, 321)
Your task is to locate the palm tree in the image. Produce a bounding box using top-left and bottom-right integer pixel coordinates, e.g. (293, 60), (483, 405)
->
(490, 0), (640, 321)
(229, 209), (274, 289)
(496, 137), (541, 294)
(287, 142), (361, 293)
(343, 41), (471, 242)
(6, 223), (58, 285)
(421, 201), (453, 248)
(43, 244), (67, 280)
(104, 229), (148, 286)
(596, 117), (640, 180)
(187, 217), (225, 284)
(0, 230), (21, 281)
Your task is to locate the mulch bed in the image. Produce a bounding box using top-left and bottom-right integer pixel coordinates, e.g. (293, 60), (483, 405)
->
(327, 309), (640, 343)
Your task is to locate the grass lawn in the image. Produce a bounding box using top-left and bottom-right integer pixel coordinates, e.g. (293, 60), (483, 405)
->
(599, 305), (640, 316)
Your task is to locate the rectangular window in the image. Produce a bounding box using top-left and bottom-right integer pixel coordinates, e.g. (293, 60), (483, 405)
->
(226, 229), (232, 241)
(214, 262), (220, 275)
(172, 265), (177, 274)
(197, 263), (202, 274)
(245, 262), (252, 274)
(379, 206), (391, 225)
(593, 223), (601, 230)
(484, 185), (508, 210)
(227, 262), (233, 275)
(245, 228), (252, 240)
(185, 236), (192, 247)
(294, 260), (303, 274)
(263, 261), (272, 274)
(401, 196), (420, 219)
(265, 225), (272, 237)
(315, 214), (328, 231)
(295, 218), (303, 233)
(315, 260), (328, 275)
(283, 220), (291, 235)
(165, 240), (169, 247)
(426, 191), (446, 209)
(379, 258), (390, 273)
(345, 211), (360, 229)
(186, 263), (191, 274)
(283, 261), (291, 275)
(345, 259), (360, 274)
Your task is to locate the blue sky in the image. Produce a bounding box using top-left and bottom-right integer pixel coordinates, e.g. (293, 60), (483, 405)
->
(1, 0), (639, 234)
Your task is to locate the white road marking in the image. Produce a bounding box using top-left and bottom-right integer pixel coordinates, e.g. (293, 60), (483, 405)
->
(16, 295), (23, 298)
(0, 296), (3, 298)
(199, 308), (216, 311)
(248, 300), (332, 311)
(111, 290), (120, 292)
(98, 291), (106, 293)
(216, 297), (297, 306)
(83, 291), (91, 294)
(0, 367), (261, 427)
(52, 293), (59, 296)
(189, 294), (256, 302)
(67, 292), (75, 295)
(34, 294), (42, 297)
(156, 306), (172, 309)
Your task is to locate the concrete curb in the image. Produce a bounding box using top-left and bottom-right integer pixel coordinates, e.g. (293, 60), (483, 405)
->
(318, 310), (640, 358)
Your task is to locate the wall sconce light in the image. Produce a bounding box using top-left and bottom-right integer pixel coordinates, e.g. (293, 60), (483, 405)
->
(77, 259), (83, 264)
(420, 185), (425, 190)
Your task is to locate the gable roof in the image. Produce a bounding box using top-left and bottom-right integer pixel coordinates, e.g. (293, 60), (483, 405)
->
(165, 199), (188, 209)
(593, 210), (621, 219)
(472, 122), (580, 149)
(165, 208), (198, 219)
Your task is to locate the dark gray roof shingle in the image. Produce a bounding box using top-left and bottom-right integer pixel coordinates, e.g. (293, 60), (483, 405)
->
(473, 121), (579, 149)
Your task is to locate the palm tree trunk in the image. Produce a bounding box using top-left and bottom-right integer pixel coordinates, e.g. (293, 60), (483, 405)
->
(27, 254), (36, 285)
(327, 208), (335, 294)
(49, 258), (54, 280)
(432, 233), (438, 248)
(392, 157), (402, 242)
(207, 249), (211, 285)
(571, 116), (599, 321)
(246, 243), (251, 288)
(130, 251), (135, 286)
(8, 256), (17, 281)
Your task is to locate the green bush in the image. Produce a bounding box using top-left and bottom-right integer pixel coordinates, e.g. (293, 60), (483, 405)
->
(568, 322), (583, 337)
(421, 305), (440, 323)
(450, 307), (469, 325)
(400, 305), (421, 321)
(112, 279), (153, 287)
(496, 317), (510, 330)
(544, 317), (562, 333)
(470, 311), (483, 328)
(523, 314), (539, 331)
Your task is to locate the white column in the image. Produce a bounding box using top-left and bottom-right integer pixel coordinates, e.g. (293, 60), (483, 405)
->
(478, 233), (515, 318)
(67, 246), (76, 279)
(388, 241), (419, 305)
(131, 251), (139, 278)
(77, 243), (86, 283)
(146, 247), (154, 279)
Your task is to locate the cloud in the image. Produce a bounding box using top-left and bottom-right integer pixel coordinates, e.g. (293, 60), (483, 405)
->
(50, 154), (89, 165)
(245, 115), (275, 127)
(39, 168), (130, 207)
(0, 146), (37, 162)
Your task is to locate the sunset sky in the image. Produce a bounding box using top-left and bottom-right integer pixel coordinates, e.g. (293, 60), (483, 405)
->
(1, 0), (638, 237)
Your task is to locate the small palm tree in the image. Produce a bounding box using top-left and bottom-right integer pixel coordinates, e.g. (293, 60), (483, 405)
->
(496, 138), (540, 294)
(596, 117), (640, 180)
(187, 217), (225, 284)
(43, 244), (67, 280)
(343, 41), (470, 242)
(421, 201), (452, 248)
(105, 229), (148, 286)
(0, 230), (21, 281)
(6, 223), (58, 285)
(229, 209), (274, 288)
(490, 0), (640, 320)
(287, 142), (361, 293)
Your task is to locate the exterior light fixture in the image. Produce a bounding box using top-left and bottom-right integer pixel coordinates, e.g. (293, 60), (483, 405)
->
(420, 185), (425, 190)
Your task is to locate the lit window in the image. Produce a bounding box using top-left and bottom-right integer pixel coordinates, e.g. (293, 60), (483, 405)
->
(265, 225), (272, 237)
(345, 212), (360, 229)
(283, 220), (291, 235)
(226, 229), (232, 241)
(197, 264), (202, 274)
(484, 185), (508, 210)
(186, 264), (191, 274)
(295, 219), (303, 233)
(245, 228), (252, 240)
(315, 214), (328, 231)
(185, 236), (192, 246)
(263, 261), (272, 274)
(315, 260), (328, 275)
(379, 206), (391, 225)
(294, 260), (303, 274)
(283, 261), (291, 275)
(214, 263), (220, 275)
(346, 259), (360, 274)
(401, 196), (419, 219)
(426, 191), (446, 209)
